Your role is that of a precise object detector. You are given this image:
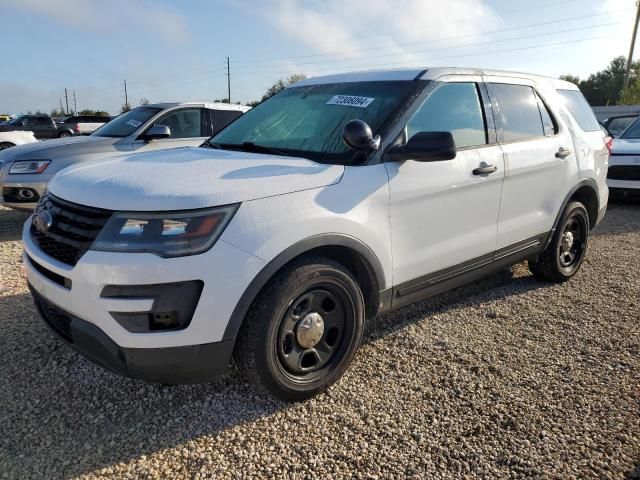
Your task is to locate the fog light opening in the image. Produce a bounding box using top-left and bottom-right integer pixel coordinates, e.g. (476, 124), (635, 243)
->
(18, 188), (37, 200)
(149, 311), (180, 330)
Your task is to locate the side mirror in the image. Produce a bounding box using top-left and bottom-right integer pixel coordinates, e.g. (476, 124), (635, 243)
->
(386, 131), (456, 162)
(342, 120), (381, 151)
(144, 125), (171, 141)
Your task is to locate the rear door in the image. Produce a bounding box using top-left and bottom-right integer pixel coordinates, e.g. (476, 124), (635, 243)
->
(211, 109), (244, 135)
(385, 76), (504, 288)
(485, 77), (578, 249)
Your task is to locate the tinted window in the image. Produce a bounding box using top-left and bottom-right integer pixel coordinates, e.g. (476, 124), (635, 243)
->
(557, 89), (600, 132)
(213, 109), (243, 135)
(534, 91), (557, 137)
(92, 107), (161, 138)
(607, 116), (636, 136)
(620, 118), (640, 139)
(154, 108), (203, 139)
(491, 84), (545, 142)
(406, 82), (487, 148)
(36, 117), (51, 126)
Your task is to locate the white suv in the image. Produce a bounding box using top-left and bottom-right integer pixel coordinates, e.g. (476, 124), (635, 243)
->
(23, 68), (609, 401)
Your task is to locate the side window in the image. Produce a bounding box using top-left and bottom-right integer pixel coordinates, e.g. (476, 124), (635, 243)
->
(534, 91), (558, 137)
(406, 82), (487, 149)
(557, 89), (601, 132)
(37, 117), (51, 126)
(155, 108), (203, 139)
(24, 117), (37, 126)
(490, 83), (546, 142)
(212, 110), (243, 135)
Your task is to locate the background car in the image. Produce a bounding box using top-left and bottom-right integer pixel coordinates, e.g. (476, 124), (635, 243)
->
(0, 114), (11, 124)
(608, 117), (640, 199)
(58, 115), (111, 136)
(0, 114), (75, 139)
(0, 131), (37, 151)
(0, 102), (250, 209)
(601, 114), (638, 137)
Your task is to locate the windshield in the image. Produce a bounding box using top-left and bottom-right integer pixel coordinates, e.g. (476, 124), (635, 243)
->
(209, 81), (419, 163)
(4, 115), (26, 125)
(92, 107), (161, 138)
(620, 117), (640, 139)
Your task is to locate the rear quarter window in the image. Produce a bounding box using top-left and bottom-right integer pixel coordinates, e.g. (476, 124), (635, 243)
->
(557, 89), (601, 132)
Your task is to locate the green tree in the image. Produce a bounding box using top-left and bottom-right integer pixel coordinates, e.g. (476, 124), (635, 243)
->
(120, 102), (132, 113)
(139, 97), (150, 106)
(261, 73), (307, 102)
(559, 74), (580, 86)
(619, 78), (640, 105)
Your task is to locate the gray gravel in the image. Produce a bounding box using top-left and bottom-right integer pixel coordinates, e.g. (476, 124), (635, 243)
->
(0, 203), (639, 479)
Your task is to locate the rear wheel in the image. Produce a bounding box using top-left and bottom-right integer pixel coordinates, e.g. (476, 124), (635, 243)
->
(234, 256), (365, 401)
(0, 142), (14, 151)
(58, 131), (72, 138)
(528, 201), (589, 282)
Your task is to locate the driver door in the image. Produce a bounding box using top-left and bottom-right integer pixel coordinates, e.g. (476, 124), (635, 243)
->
(132, 108), (208, 152)
(385, 77), (504, 296)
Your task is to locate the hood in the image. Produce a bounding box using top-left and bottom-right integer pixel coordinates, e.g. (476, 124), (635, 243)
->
(611, 137), (640, 155)
(0, 135), (120, 162)
(48, 147), (344, 210)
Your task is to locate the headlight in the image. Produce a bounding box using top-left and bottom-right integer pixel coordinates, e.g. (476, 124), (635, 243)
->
(91, 205), (239, 257)
(9, 160), (50, 174)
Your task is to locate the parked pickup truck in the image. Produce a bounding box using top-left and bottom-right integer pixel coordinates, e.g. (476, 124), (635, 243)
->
(0, 114), (76, 139)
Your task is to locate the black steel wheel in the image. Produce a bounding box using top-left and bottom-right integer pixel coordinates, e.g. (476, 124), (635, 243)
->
(529, 201), (590, 282)
(235, 256), (365, 401)
(58, 131), (71, 138)
(0, 142), (14, 151)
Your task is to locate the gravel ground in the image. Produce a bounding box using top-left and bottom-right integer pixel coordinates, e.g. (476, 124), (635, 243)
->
(0, 203), (638, 479)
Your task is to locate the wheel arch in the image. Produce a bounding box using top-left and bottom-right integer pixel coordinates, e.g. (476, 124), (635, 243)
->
(222, 234), (387, 342)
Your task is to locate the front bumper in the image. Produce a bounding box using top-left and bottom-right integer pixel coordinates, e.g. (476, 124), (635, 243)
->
(23, 219), (267, 383)
(0, 179), (49, 211)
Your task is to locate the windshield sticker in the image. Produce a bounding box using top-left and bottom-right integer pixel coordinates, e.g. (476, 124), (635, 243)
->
(126, 119), (142, 128)
(327, 95), (375, 108)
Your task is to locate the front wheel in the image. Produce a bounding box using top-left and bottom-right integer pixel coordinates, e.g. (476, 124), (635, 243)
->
(234, 256), (365, 401)
(528, 201), (589, 282)
(58, 131), (72, 138)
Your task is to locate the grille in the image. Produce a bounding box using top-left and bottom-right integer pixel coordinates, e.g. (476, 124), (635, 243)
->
(607, 165), (640, 181)
(29, 284), (73, 343)
(30, 194), (112, 266)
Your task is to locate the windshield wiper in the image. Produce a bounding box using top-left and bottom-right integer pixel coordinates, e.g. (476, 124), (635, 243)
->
(207, 141), (292, 157)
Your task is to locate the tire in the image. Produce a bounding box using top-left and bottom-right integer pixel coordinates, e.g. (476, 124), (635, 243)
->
(234, 256), (365, 401)
(528, 201), (590, 283)
(58, 131), (72, 138)
(0, 142), (14, 151)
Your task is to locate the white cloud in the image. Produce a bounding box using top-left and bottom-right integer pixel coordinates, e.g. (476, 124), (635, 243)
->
(0, 0), (190, 44)
(257, 0), (503, 70)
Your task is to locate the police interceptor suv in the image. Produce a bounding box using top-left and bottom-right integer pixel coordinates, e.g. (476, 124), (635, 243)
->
(23, 68), (609, 401)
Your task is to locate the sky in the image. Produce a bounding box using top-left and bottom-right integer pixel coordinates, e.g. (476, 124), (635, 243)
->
(0, 0), (635, 115)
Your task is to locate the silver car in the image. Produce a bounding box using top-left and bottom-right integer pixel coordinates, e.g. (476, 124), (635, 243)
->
(0, 102), (249, 210)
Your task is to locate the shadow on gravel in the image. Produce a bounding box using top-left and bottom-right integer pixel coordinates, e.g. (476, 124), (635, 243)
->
(0, 265), (554, 478)
(0, 208), (29, 242)
(593, 202), (640, 237)
(625, 460), (640, 480)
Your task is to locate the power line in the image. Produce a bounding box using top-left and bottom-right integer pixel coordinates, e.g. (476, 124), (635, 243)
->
(232, 10), (631, 66)
(233, 33), (621, 77)
(232, 21), (621, 72)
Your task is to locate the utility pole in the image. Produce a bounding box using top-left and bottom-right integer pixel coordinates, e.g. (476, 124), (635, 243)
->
(73, 91), (77, 114)
(59, 98), (64, 115)
(122, 80), (128, 106)
(64, 88), (69, 115)
(224, 56), (231, 103)
(623, 0), (640, 92)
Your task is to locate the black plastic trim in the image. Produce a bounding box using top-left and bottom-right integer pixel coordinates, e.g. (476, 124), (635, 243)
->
(222, 234), (386, 341)
(25, 254), (72, 289)
(389, 233), (549, 311)
(547, 179), (600, 241)
(30, 283), (231, 384)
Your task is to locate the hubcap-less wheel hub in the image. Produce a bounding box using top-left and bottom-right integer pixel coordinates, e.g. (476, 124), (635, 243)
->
(561, 231), (574, 253)
(296, 312), (325, 348)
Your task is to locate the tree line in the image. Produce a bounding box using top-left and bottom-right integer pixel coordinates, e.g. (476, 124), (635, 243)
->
(561, 56), (640, 106)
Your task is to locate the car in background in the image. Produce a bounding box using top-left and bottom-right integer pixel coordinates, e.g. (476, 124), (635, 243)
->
(602, 114), (638, 137)
(0, 102), (250, 209)
(0, 131), (37, 151)
(58, 115), (111, 136)
(0, 114), (75, 139)
(608, 117), (640, 199)
(0, 114), (11, 124)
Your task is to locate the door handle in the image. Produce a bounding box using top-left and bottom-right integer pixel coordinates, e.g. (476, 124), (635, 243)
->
(472, 164), (497, 175)
(556, 147), (572, 158)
